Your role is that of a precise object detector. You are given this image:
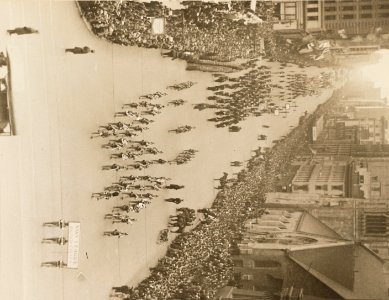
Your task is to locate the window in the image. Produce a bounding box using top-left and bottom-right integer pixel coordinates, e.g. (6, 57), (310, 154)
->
(308, 7), (319, 12)
(325, 15), (336, 20)
(254, 260), (281, 268)
(343, 14), (355, 19)
(371, 182), (381, 197)
(379, 13), (389, 18)
(371, 176), (378, 182)
(241, 274), (254, 281)
(308, 16), (319, 21)
(285, 3), (296, 8)
(308, 0), (318, 4)
(372, 180), (380, 187)
(315, 185), (328, 191)
(331, 185), (344, 191)
(342, 6), (355, 11)
(233, 259), (243, 267)
(294, 184), (309, 191)
(359, 175), (365, 184)
(361, 14), (373, 19)
(360, 5), (372, 10)
(325, 6), (336, 12)
(240, 248), (253, 255)
(365, 215), (387, 234)
(254, 285), (268, 291)
(379, 4), (389, 9)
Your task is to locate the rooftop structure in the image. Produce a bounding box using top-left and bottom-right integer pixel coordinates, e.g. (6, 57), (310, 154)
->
(265, 193), (389, 260)
(291, 160), (349, 197)
(230, 208), (389, 300)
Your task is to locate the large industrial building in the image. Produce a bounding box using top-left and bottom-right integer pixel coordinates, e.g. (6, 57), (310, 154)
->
(217, 208), (389, 300)
(267, 0), (389, 34)
(321, 0), (389, 35)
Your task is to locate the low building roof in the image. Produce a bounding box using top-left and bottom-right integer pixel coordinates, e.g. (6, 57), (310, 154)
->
(297, 212), (344, 240)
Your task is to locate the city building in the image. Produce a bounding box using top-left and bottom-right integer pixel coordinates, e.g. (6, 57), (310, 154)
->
(271, 0), (304, 31)
(312, 79), (389, 145)
(315, 115), (388, 145)
(351, 157), (389, 200)
(265, 193), (389, 260)
(304, 0), (323, 32)
(316, 117), (359, 144)
(291, 160), (349, 197)
(225, 208), (389, 300)
(309, 143), (389, 158)
(321, 0), (389, 36)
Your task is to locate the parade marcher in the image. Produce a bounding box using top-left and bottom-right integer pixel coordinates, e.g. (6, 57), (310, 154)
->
(41, 260), (67, 268)
(41, 237), (68, 245)
(65, 46), (95, 54)
(165, 198), (184, 204)
(102, 164), (126, 171)
(42, 219), (69, 229)
(91, 191), (120, 200)
(90, 129), (113, 139)
(112, 205), (131, 213)
(112, 285), (132, 294)
(103, 229), (128, 237)
(7, 26), (39, 35)
(164, 184), (185, 190)
(114, 110), (139, 117)
(112, 217), (136, 225)
(122, 102), (139, 109)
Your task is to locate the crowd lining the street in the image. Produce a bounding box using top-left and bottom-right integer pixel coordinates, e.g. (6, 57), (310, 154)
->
(78, 1), (280, 62)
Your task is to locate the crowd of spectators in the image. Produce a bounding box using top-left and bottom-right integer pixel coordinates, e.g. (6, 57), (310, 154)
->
(78, 1), (277, 61)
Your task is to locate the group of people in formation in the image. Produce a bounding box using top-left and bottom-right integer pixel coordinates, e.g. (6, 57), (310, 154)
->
(91, 86), (201, 238)
(40, 219), (69, 268)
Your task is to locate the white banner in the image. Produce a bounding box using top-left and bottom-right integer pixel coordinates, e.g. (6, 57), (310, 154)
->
(312, 126), (317, 141)
(151, 18), (165, 35)
(250, 0), (257, 12)
(67, 222), (81, 269)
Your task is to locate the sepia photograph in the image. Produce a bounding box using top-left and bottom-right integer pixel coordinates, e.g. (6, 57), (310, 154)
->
(1, 0), (389, 299)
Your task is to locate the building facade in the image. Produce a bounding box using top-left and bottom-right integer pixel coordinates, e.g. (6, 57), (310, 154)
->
(351, 157), (389, 200)
(227, 207), (389, 300)
(291, 160), (349, 196)
(271, 0), (304, 30)
(321, 0), (389, 35)
(265, 193), (389, 260)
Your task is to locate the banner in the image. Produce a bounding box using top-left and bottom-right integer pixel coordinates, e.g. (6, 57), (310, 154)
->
(151, 18), (165, 35)
(67, 222), (81, 269)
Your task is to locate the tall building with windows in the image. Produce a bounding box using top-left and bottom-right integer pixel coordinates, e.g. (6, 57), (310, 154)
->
(321, 0), (389, 35)
(271, 0), (304, 30)
(305, 0), (323, 31)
